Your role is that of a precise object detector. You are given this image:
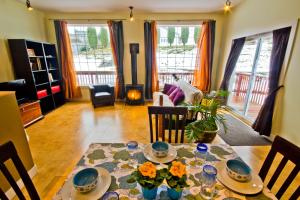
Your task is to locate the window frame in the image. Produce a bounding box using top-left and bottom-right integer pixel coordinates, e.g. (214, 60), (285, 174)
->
(66, 23), (116, 86)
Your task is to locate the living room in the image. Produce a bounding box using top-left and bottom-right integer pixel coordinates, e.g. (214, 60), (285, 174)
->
(0, 0), (299, 199)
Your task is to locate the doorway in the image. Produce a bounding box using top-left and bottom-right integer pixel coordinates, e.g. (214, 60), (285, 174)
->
(227, 34), (273, 121)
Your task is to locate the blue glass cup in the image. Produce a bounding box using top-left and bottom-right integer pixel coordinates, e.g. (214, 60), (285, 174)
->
(126, 141), (139, 169)
(200, 165), (217, 200)
(194, 143), (208, 168)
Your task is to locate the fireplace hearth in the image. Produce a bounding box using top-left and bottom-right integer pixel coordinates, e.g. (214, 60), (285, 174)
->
(125, 43), (144, 105)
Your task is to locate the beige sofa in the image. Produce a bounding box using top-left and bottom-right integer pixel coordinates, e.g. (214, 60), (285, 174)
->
(153, 80), (203, 106)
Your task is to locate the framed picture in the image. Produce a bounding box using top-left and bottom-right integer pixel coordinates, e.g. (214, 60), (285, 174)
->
(30, 60), (38, 71)
(27, 49), (36, 57)
(36, 58), (42, 70)
(48, 73), (54, 82)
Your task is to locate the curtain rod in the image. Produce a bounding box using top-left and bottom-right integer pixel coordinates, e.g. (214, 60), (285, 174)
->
(48, 18), (213, 22)
(47, 18), (127, 21)
(145, 19), (214, 22)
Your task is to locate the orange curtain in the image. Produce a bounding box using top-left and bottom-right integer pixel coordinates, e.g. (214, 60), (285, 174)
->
(55, 21), (82, 99)
(151, 21), (159, 93)
(193, 22), (211, 92)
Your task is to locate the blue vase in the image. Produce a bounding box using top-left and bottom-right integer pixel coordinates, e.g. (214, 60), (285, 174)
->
(167, 187), (182, 200)
(142, 187), (158, 199)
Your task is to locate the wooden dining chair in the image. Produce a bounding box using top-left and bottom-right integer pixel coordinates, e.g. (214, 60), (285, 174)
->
(148, 106), (188, 143)
(259, 136), (300, 200)
(0, 141), (40, 200)
(0, 188), (8, 200)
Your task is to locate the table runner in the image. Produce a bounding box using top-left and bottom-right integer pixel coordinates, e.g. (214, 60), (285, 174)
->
(56, 143), (276, 199)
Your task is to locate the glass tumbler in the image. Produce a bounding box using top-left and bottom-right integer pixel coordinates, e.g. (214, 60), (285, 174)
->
(200, 165), (217, 200)
(126, 141), (139, 169)
(194, 143), (208, 167)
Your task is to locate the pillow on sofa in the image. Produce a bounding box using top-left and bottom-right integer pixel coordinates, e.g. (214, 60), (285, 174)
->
(163, 83), (176, 94)
(166, 85), (178, 95)
(169, 87), (180, 101)
(172, 88), (185, 105)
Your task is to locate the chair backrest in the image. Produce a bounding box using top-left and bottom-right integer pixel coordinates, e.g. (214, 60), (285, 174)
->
(259, 136), (300, 200)
(148, 106), (188, 143)
(0, 188), (8, 200)
(0, 141), (40, 200)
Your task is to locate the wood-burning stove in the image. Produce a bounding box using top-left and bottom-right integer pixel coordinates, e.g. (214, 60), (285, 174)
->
(125, 43), (144, 105)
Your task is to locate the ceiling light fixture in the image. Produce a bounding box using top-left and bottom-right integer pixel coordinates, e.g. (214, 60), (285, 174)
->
(129, 6), (134, 21)
(224, 0), (232, 12)
(26, 0), (33, 11)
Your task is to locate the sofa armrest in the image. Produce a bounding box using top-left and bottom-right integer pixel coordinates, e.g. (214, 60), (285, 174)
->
(88, 85), (96, 105)
(153, 92), (174, 107)
(89, 85), (95, 95)
(108, 85), (115, 100)
(108, 85), (114, 93)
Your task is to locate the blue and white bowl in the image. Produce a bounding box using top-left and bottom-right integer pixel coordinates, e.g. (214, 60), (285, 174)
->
(226, 159), (251, 182)
(73, 168), (99, 193)
(152, 141), (169, 158)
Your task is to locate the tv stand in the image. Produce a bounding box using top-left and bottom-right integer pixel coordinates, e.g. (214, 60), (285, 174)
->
(19, 100), (43, 127)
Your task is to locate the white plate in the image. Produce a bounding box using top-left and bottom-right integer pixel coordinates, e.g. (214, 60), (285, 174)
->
(143, 143), (177, 164)
(58, 167), (111, 200)
(215, 161), (263, 195)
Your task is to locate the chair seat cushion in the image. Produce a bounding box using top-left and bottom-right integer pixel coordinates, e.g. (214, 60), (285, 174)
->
(95, 92), (111, 97)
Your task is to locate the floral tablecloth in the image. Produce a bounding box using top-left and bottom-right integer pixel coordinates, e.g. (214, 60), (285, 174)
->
(56, 143), (276, 200)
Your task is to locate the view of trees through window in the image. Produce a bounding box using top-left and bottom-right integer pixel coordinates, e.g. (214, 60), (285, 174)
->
(67, 24), (202, 86)
(67, 24), (114, 72)
(157, 25), (201, 73)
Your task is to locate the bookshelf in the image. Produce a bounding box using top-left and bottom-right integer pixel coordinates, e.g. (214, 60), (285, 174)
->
(8, 39), (64, 114)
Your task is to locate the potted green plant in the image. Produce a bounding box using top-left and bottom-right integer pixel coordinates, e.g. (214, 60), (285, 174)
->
(165, 161), (189, 200)
(127, 161), (165, 199)
(185, 90), (228, 143)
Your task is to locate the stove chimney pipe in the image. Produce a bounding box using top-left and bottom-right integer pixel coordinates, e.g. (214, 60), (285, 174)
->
(130, 43), (139, 85)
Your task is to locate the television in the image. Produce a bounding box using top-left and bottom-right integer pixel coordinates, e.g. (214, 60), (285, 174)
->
(0, 79), (28, 104)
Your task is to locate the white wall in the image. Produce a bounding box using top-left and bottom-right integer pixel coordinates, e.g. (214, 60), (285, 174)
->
(0, 0), (46, 82)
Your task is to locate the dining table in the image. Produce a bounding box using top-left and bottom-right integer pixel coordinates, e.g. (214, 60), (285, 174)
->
(55, 143), (276, 200)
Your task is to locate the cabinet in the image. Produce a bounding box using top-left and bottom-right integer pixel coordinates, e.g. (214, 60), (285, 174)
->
(19, 101), (43, 127)
(8, 39), (64, 114)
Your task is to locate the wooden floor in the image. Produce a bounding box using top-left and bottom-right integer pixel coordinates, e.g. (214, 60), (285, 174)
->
(228, 95), (263, 121)
(22, 102), (297, 199)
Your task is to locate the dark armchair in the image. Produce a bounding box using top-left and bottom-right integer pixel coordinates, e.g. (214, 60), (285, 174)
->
(89, 84), (115, 107)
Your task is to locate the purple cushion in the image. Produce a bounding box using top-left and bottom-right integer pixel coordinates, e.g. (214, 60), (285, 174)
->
(172, 89), (185, 105)
(169, 88), (180, 101)
(166, 85), (178, 95)
(163, 84), (175, 94)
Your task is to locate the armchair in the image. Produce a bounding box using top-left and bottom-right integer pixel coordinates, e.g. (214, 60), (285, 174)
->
(89, 84), (115, 107)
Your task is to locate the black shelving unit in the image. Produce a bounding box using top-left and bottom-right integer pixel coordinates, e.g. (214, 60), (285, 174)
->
(8, 39), (64, 114)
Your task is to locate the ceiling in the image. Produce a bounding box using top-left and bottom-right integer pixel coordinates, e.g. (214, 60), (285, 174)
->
(18, 0), (244, 13)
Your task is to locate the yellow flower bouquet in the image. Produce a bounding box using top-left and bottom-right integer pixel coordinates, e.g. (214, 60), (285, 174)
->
(166, 161), (189, 192)
(127, 161), (165, 189)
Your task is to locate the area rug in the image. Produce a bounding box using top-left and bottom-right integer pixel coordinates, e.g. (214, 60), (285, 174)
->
(218, 114), (272, 146)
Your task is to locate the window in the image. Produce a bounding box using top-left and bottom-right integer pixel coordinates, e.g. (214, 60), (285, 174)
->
(227, 33), (273, 121)
(156, 25), (201, 86)
(67, 24), (115, 86)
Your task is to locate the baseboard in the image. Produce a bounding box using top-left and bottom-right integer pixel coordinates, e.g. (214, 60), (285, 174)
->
(266, 134), (276, 142)
(5, 165), (37, 200)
